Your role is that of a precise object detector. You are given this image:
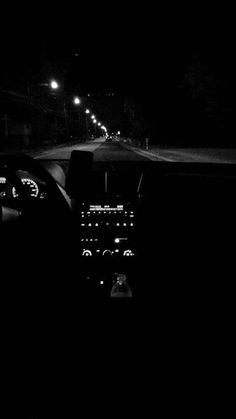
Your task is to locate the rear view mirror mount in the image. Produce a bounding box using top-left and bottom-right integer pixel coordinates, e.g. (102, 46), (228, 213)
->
(65, 150), (94, 197)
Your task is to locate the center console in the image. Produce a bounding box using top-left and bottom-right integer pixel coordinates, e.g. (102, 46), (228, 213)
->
(71, 195), (139, 297)
(78, 198), (136, 258)
(66, 151), (142, 297)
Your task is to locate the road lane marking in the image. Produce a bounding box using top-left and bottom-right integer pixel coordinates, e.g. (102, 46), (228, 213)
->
(119, 143), (174, 161)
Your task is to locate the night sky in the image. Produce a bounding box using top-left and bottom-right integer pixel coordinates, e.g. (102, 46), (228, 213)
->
(1, 3), (235, 90)
(1, 1), (236, 134)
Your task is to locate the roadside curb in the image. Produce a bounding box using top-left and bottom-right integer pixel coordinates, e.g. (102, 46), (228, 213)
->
(120, 142), (174, 162)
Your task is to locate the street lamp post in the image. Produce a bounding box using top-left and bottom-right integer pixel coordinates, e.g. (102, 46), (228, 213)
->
(73, 96), (83, 140)
(63, 101), (69, 141)
(91, 115), (96, 137)
(48, 79), (69, 141)
(85, 111), (90, 139)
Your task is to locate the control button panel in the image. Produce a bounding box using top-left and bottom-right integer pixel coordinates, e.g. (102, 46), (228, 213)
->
(79, 202), (136, 258)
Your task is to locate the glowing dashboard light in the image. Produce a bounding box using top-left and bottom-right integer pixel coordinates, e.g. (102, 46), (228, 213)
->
(82, 250), (92, 257)
(102, 249), (112, 256)
(12, 178), (39, 198)
(123, 249), (134, 257)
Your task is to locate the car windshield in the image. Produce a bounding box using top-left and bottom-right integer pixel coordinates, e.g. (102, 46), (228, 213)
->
(1, 5), (236, 164)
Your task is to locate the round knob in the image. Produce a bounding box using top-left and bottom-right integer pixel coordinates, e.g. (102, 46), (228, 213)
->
(82, 249), (92, 257)
(102, 249), (112, 256)
(123, 249), (134, 257)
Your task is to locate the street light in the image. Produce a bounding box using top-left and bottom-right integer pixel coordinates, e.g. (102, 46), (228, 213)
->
(93, 120), (96, 124)
(50, 80), (59, 90)
(85, 109), (90, 114)
(73, 96), (81, 105)
(91, 115), (95, 119)
(98, 122), (101, 126)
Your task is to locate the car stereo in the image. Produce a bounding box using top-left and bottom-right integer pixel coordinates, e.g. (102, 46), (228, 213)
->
(78, 200), (136, 258)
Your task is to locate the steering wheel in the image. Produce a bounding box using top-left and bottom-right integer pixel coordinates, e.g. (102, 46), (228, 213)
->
(0, 154), (71, 224)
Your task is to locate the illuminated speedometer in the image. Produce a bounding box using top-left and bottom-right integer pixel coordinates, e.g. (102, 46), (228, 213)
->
(12, 178), (39, 198)
(0, 177), (7, 198)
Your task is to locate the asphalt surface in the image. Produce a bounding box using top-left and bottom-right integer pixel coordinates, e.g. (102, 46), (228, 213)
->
(17, 137), (236, 163)
(34, 137), (151, 161)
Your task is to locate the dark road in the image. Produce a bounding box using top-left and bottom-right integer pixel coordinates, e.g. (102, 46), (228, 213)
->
(34, 137), (151, 161)
(32, 137), (236, 163)
(93, 141), (150, 161)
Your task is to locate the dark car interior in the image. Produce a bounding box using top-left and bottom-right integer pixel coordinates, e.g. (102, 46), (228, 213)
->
(1, 150), (235, 312)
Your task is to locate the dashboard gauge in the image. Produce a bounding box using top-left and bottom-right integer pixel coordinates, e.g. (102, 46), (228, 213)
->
(0, 177), (7, 198)
(12, 178), (39, 198)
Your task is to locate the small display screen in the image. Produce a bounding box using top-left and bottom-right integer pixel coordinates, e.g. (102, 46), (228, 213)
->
(89, 204), (124, 212)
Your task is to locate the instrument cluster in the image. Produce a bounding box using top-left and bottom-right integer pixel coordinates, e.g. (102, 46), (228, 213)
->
(0, 171), (47, 200)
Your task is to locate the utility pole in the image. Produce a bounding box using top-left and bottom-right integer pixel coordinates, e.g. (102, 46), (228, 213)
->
(1, 114), (10, 138)
(63, 101), (69, 141)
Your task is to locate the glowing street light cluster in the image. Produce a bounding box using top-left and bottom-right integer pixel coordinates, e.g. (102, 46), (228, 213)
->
(48, 80), (109, 136)
(88, 111), (108, 134)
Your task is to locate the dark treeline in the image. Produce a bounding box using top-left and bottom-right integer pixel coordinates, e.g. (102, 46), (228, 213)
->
(122, 53), (236, 148)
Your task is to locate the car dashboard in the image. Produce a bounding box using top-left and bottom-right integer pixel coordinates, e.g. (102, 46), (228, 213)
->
(2, 154), (236, 301)
(0, 170), (48, 200)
